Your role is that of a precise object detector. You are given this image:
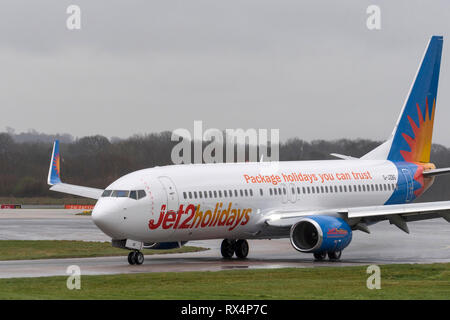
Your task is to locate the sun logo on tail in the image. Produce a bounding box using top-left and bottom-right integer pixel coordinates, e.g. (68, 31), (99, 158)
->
(400, 97), (436, 163)
(53, 153), (61, 178)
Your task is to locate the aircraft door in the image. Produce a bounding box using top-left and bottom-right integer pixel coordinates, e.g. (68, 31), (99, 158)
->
(158, 176), (179, 211)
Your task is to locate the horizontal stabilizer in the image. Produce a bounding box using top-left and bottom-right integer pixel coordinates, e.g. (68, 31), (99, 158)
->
(422, 167), (450, 177)
(330, 153), (358, 160)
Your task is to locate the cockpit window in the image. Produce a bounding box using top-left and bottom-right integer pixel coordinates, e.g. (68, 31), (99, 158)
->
(137, 190), (146, 199)
(129, 190), (137, 200)
(102, 189), (146, 200)
(101, 190), (112, 197)
(112, 190), (129, 197)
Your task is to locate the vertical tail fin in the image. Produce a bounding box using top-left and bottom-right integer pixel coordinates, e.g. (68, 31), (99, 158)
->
(387, 36), (443, 163)
(47, 140), (61, 185)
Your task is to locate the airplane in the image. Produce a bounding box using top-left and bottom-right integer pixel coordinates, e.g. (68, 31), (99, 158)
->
(48, 36), (449, 265)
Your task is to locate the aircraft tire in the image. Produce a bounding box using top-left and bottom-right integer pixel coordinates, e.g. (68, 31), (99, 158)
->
(221, 239), (235, 259)
(328, 250), (342, 261)
(128, 251), (136, 265)
(313, 252), (327, 261)
(135, 251), (144, 265)
(235, 240), (249, 259)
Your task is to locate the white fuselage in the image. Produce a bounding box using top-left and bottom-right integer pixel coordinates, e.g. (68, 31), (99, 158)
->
(92, 159), (406, 243)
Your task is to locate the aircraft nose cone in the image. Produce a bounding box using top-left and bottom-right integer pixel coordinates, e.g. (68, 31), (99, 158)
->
(92, 201), (125, 239)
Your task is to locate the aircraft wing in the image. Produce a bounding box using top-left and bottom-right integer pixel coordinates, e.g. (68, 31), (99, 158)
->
(47, 140), (104, 200)
(264, 201), (450, 233)
(49, 183), (103, 200)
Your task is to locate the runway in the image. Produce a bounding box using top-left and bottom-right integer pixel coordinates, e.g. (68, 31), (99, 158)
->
(0, 209), (449, 278)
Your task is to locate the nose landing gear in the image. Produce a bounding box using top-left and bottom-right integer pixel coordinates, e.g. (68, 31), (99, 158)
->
(128, 251), (144, 265)
(221, 239), (249, 259)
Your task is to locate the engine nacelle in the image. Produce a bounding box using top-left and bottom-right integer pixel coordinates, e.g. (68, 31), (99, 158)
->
(290, 216), (352, 253)
(143, 241), (188, 250)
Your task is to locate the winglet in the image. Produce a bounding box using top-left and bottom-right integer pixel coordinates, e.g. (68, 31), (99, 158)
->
(47, 140), (62, 185)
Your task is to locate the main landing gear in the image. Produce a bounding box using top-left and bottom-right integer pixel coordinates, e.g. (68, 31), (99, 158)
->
(313, 250), (342, 262)
(128, 250), (144, 265)
(221, 239), (249, 259)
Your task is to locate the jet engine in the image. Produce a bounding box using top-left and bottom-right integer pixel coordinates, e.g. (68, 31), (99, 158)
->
(290, 216), (352, 253)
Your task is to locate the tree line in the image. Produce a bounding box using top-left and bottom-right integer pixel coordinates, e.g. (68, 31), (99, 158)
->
(1, 131), (450, 202)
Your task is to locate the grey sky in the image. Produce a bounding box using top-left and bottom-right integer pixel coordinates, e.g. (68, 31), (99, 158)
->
(1, 1), (450, 146)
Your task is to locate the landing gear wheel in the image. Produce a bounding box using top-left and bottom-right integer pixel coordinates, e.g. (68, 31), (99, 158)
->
(128, 251), (136, 265)
(221, 239), (235, 259)
(328, 250), (342, 261)
(135, 251), (144, 265)
(313, 252), (327, 261)
(235, 240), (249, 259)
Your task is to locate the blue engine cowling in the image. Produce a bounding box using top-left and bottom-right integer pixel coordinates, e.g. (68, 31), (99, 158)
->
(290, 216), (352, 253)
(144, 241), (188, 250)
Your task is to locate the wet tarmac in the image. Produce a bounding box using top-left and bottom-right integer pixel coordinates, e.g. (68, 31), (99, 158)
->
(0, 209), (448, 278)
